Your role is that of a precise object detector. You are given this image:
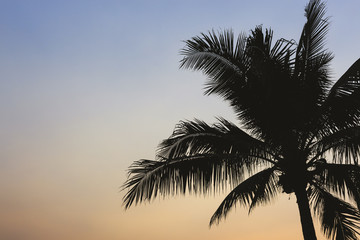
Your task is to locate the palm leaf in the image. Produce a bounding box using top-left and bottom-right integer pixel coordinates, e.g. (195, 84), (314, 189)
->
(317, 163), (360, 209)
(295, 0), (333, 106)
(309, 184), (360, 240)
(123, 118), (279, 209)
(296, 0), (332, 71)
(122, 153), (248, 209)
(180, 29), (248, 97)
(309, 126), (360, 164)
(209, 167), (279, 225)
(158, 118), (278, 168)
(304, 59), (360, 146)
(324, 58), (360, 130)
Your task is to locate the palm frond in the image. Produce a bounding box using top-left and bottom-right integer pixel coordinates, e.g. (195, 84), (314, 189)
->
(180, 29), (248, 97)
(328, 59), (360, 100)
(271, 37), (297, 66)
(123, 118), (282, 209)
(122, 153), (248, 209)
(209, 167), (279, 225)
(317, 163), (360, 209)
(304, 58), (360, 146)
(295, 0), (333, 105)
(247, 26), (296, 67)
(323, 58), (360, 129)
(158, 118), (277, 168)
(309, 184), (360, 240)
(296, 0), (332, 68)
(309, 126), (360, 164)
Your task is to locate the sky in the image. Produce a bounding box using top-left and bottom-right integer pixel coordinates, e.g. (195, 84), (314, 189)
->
(0, 0), (359, 239)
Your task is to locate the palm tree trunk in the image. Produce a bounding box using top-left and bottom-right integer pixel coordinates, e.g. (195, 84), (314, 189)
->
(295, 187), (317, 240)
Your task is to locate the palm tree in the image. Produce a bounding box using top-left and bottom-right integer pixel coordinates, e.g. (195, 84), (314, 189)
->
(122, 1), (360, 239)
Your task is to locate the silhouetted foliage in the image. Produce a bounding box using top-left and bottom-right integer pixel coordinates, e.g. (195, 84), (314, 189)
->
(123, 1), (360, 239)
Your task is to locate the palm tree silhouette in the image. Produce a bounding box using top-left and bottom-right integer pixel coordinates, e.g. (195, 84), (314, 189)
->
(122, 1), (360, 239)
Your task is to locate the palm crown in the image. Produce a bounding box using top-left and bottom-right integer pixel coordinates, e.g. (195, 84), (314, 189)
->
(123, 1), (360, 239)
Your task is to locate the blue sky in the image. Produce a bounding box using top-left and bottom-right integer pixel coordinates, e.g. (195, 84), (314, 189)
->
(0, 1), (359, 239)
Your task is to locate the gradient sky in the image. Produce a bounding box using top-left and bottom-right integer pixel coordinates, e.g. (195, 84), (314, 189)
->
(1, 1), (359, 239)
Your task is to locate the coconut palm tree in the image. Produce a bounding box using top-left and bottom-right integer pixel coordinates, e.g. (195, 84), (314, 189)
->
(122, 1), (360, 239)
